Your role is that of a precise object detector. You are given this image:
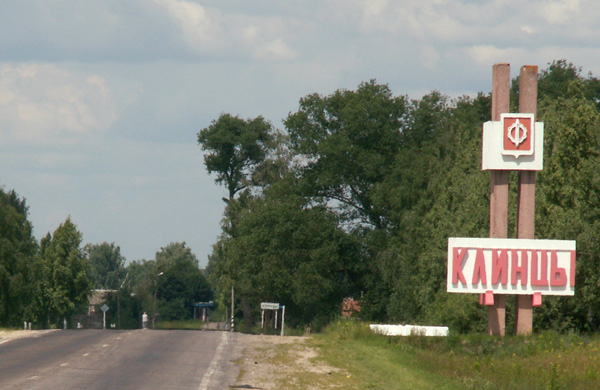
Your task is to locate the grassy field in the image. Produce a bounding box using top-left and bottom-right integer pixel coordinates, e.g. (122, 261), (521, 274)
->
(303, 321), (600, 390)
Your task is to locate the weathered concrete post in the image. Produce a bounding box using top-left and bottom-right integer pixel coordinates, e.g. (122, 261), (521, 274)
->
(488, 63), (510, 336)
(515, 65), (538, 336)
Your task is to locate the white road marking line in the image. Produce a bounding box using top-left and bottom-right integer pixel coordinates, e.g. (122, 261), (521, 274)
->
(83, 353), (89, 357)
(60, 363), (69, 367)
(27, 376), (39, 380)
(198, 332), (229, 390)
(103, 344), (109, 347)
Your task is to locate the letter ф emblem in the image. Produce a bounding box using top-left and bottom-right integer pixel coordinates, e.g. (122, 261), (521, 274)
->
(501, 113), (535, 158)
(507, 119), (527, 147)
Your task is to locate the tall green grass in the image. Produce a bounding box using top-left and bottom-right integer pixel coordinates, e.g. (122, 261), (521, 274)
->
(314, 320), (600, 390)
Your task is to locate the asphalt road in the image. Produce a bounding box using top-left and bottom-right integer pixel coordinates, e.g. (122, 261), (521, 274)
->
(0, 329), (240, 390)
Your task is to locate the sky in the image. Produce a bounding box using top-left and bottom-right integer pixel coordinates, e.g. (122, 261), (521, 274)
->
(1, 0), (599, 267)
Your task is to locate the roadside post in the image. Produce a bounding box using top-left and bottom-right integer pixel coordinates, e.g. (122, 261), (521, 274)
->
(280, 305), (285, 337)
(101, 304), (109, 330)
(231, 285), (235, 332)
(447, 63), (577, 336)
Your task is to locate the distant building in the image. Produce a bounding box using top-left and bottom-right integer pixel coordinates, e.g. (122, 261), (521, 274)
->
(72, 289), (116, 329)
(88, 289), (115, 315)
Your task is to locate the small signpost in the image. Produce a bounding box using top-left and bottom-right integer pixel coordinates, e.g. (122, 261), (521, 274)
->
(260, 302), (286, 336)
(101, 304), (109, 330)
(447, 64), (577, 336)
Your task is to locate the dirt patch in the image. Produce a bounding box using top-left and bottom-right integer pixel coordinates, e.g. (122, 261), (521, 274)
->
(0, 330), (55, 342)
(234, 334), (346, 390)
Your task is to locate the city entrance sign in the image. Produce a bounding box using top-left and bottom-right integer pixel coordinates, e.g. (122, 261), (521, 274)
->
(447, 237), (576, 297)
(447, 64), (576, 336)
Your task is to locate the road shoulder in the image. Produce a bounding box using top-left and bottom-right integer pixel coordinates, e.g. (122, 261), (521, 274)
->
(232, 334), (345, 390)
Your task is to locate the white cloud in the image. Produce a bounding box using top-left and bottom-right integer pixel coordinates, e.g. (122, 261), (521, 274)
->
(252, 38), (299, 62)
(0, 64), (118, 147)
(540, 0), (584, 24)
(156, 0), (222, 54)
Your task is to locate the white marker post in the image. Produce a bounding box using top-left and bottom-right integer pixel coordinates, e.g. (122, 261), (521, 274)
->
(280, 305), (285, 337)
(101, 304), (109, 330)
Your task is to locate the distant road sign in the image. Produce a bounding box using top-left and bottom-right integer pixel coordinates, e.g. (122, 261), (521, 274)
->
(101, 304), (109, 313)
(260, 302), (280, 310)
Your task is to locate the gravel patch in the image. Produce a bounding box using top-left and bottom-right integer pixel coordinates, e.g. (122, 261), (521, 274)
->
(234, 334), (344, 389)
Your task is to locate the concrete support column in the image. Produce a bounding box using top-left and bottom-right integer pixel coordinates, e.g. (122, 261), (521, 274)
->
(515, 65), (538, 336)
(488, 63), (510, 336)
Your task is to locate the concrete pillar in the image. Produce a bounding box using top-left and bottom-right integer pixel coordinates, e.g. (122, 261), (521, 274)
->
(487, 63), (510, 336)
(515, 65), (538, 336)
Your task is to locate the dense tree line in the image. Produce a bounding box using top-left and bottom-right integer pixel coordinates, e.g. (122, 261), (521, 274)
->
(201, 60), (600, 334)
(0, 189), (211, 328)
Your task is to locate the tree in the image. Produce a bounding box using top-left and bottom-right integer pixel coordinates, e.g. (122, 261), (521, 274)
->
(210, 179), (362, 329)
(285, 80), (408, 230)
(202, 60), (600, 334)
(125, 258), (157, 326)
(534, 76), (600, 331)
(198, 114), (276, 202)
(85, 242), (126, 327)
(32, 217), (92, 327)
(0, 188), (37, 326)
(85, 242), (125, 290)
(155, 242), (212, 321)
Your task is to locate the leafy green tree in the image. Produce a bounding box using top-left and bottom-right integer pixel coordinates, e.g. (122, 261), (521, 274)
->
(285, 80), (408, 229)
(512, 60), (600, 111)
(32, 217), (92, 327)
(535, 76), (600, 331)
(198, 114), (276, 202)
(85, 242), (126, 327)
(155, 242), (212, 321)
(85, 242), (125, 290)
(212, 179), (362, 329)
(0, 188), (37, 326)
(125, 258), (157, 326)
(371, 92), (492, 326)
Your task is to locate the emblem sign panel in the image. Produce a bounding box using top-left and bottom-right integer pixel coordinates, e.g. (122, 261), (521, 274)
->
(502, 113), (534, 157)
(482, 114), (544, 171)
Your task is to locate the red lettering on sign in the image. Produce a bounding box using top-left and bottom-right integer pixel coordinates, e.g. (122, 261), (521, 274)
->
(472, 248), (487, 285)
(452, 247), (467, 284)
(491, 249), (508, 285)
(550, 250), (567, 286)
(531, 250), (549, 287)
(511, 249), (528, 286)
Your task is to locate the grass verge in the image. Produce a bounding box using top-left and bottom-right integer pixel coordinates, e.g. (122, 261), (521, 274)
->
(308, 320), (600, 390)
(155, 320), (208, 330)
